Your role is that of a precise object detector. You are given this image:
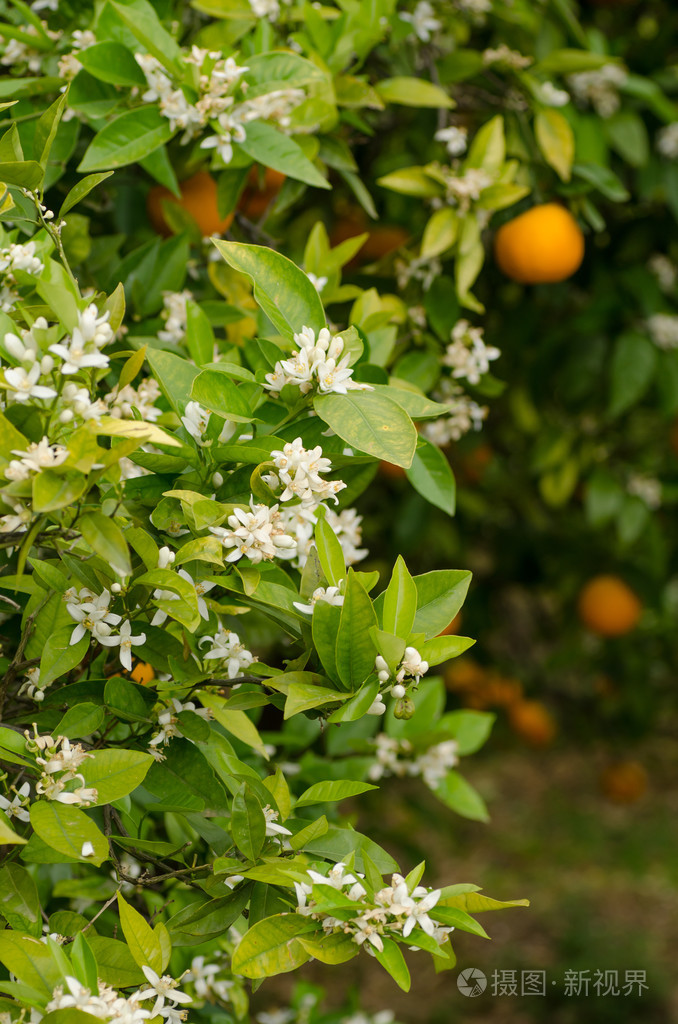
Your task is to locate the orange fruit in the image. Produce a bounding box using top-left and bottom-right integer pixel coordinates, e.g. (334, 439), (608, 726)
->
(494, 203), (585, 284)
(130, 661), (155, 686)
(509, 700), (557, 747)
(238, 166), (286, 220)
(147, 170), (234, 238)
(600, 761), (648, 803)
(577, 575), (642, 637)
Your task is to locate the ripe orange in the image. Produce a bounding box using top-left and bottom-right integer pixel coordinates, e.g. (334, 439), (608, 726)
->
(130, 661), (155, 686)
(509, 700), (557, 747)
(494, 203), (584, 284)
(600, 761), (648, 803)
(238, 166), (286, 220)
(577, 575), (642, 637)
(147, 170), (234, 238)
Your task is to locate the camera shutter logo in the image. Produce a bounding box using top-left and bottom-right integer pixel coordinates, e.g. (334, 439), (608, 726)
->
(457, 968), (487, 997)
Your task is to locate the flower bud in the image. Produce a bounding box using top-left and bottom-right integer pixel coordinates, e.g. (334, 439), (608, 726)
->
(393, 697), (415, 720)
(391, 683), (406, 699)
(212, 471), (224, 488)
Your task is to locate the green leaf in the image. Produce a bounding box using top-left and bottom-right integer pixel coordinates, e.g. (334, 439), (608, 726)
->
(421, 207), (459, 259)
(59, 171), (114, 217)
(0, 864), (41, 936)
(185, 300), (214, 367)
(54, 702), (105, 740)
(34, 90), (68, 168)
(336, 569), (378, 688)
(79, 749), (153, 805)
(88, 936), (144, 988)
(412, 570), (472, 639)
(213, 240), (325, 338)
(439, 710), (494, 755)
(296, 779), (377, 807)
(406, 438), (456, 515)
(70, 933), (99, 993)
(197, 691), (269, 757)
(32, 470), (87, 513)
(314, 391), (417, 468)
(603, 110), (649, 168)
(419, 634), (475, 666)
(288, 815), (329, 851)
(465, 115), (505, 174)
(0, 160), (43, 190)
(117, 893), (163, 974)
(77, 41), (146, 86)
(314, 514), (346, 587)
(608, 330), (657, 416)
(535, 109), (575, 182)
(534, 49), (618, 75)
(0, 932), (62, 995)
(0, 820), (27, 845)
(29, 803), (108, 865)
(382, 555), (417, 639)
(239, 120), (330, 189)
(231, 914), (316, 978)
(190, 369), (252, 422)
(376, 77), (454, 109)
(78, 108), (175, 172)
(39, 630), (89, 689)
(298, 931), (358, 964)
(232, 785), (266, 862)
(433, 770), (489, 821)
(79, 512), (132, 577)
(573, 161), (630, 202)
(374, 937), (411, 991)
(110, 0), (183, 74)
(377, 166), (443, 198)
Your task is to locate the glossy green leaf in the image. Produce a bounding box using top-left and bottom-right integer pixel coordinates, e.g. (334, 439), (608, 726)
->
(29, 803), (108, 866)
(314, 391), (417, 468)
(406, 438), (456, 515)
(79, 749), (153, 805)
(78, 108), (175, 172)
(231, 914), (316, 978)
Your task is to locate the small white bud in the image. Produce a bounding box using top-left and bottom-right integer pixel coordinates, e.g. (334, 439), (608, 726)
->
(59, 410), (74, 424)
(111, 583), (122, 593)
(81, 841), (95, 857)
(212, 471), (224, 488)
(391, 684), (406, 699)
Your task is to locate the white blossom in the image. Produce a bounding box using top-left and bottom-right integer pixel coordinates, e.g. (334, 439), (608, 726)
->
(4, 438), (69, 481)
(647, 312), (678, 349)
(158, 290), (192, 343)
(442, 319), (499, 384)
(627, 474), (662, 510)
(264, 325), (372, 396)
(137, 965), (192, 1018)
(98, 620), (147, 672)
(568, 64), (627, 119)
(657, 123), (678, 160)
(293, 585), (344, 614)
(0, 781), (31, 822)
(3, 362), (57, 402)
(270, 437), (345, 505)
(434, 125), (468, 157)
(0, 240), (43, 276)
(210, 499), (297, 563)
(263, 805), (292, 837)
(65, 587), (121, 646)
(400, 1), (441, 42)
(199, 627), (256, 677)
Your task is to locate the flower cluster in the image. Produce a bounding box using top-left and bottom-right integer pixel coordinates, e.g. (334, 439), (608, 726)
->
(442, 319), (500, 385)
(159, 290), (193, 343)
(293, 585), (344, 615)
(148, 697), (212, 754)
(268, 437), (346, 506)
(136, 48), (304, 165)
(65, 588), (146, 669)
(399, 1), (441, 42)
(43, 974), (152, 1022)
(107, 378), (162, 422)
(210, 499), (297, 563)
(423, 379), (488, 446)
(367, 733), (459, 788)
(375, 646), (430, 696)
(568, 63), (628, 118)
(24, 729), (97, 808)
(434, 124), (468, 158)
(294, 863), (453, 953)
(264, 326), (372, 396)
(199, 626), (257, 677)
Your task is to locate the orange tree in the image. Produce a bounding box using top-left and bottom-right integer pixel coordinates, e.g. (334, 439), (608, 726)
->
(0, 0), (675, 1020)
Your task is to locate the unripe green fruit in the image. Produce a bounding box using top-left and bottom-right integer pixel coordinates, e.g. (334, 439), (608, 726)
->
(393, 698), (415, 720)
